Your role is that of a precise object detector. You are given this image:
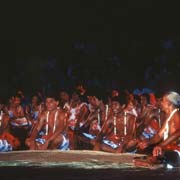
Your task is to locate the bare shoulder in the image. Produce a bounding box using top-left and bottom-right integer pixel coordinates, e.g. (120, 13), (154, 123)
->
(173, 111), (180, 128)
(174, 111), (180, 120)
(127, 113), (136, 119)
(39, 111), (47, 120)
(177, 110), (180, 116)
(57, 109), (68, 118)
(2, 114), (10, 120)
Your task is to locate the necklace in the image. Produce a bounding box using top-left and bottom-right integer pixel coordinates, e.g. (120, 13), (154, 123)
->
(45, 110), (59, 135)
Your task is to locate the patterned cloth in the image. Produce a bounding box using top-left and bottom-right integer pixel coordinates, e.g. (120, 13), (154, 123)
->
(0, 139), (12, 152)
(35, 134), (69, 150)
(0, 132), (20, 150)
(10, 117), (31, 127)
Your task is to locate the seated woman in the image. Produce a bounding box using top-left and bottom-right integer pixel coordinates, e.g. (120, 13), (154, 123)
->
(0, 110), (20, 152)
(5, 95), (31, 149)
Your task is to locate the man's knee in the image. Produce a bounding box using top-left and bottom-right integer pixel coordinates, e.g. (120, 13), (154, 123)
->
(49, 135), (64, 149)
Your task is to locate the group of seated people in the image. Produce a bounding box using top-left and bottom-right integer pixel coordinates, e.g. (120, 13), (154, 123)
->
(0, 85), (180, 167)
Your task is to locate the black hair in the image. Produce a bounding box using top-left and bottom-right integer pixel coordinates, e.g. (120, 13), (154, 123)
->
(59, 88), (71, 95)
(141, 93), (150, 104)
(86, 87), (104, 100)
(111, 96), (121, 103)
(134, 94), (141, 104)
(45, 90), (59, 101)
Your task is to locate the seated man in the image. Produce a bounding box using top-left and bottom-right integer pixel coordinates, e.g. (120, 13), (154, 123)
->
(125, 93), (165, 154)
(137, 91), (180, 167)
(75, 89), (106, 149)
(126, 107), (163, 154)
(66, 89), (89, 150)
(91, 97), (136, 153)
(25, 91), (69, 150)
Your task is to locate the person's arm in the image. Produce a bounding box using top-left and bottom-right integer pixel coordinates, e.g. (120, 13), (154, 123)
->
(0, 115), (10, 135)
(75, 104), (89, 130)
(141, 118), (166, 147)
(160, 130), (180, 147)
(25, 112), (46, 149)
(153, 114), (180, 156)
(28, 112), (46, 140)
(98, 101), (106, 125)
(125, 115), (136, 140)
(96, 120), (113, 142)
(137, 128), (163, 150)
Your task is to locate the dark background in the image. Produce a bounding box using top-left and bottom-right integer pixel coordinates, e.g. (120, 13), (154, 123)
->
(1, 1), (180, 98)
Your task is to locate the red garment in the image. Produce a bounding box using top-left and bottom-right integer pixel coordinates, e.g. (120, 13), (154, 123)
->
(0, 132), (20, 149)
(163, 144), (180, 151)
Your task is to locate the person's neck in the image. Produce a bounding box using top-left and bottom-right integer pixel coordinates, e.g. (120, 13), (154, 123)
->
(71, 100), (80, 107)
(48, 108), (58, 114)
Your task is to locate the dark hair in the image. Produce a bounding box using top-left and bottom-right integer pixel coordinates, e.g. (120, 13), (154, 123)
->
(141, 93), (150, 104)
(119, 91), (128, 106)
(134, 94), (141, 104)
(59, 88), (71, 95)
(31, 93), (42, 104)
(86, 87), (103, 100)
(111, 96), (121, 103)
(46, 90), (59, 101)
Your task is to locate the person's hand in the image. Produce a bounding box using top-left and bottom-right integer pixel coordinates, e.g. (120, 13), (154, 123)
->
(25, 138), (36, 150)
(90, 139), (96, 146)
(25, 138), (33, 146)
(38, 141), (49, 150)
(153, 146), (162, 157)
(116, 144), (124, 153)
(74, 126), (80, 133)
(137, 141), (149, 150)
(99, 101), (105, 111)
(93, 142), (101, 151)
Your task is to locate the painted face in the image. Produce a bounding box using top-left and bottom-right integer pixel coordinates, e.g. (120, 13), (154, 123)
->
(161, 96), (171, 113)
(140, 96), (147, 106)
(126, 101), (134, 111)
(76, 85), (86, 95)
(32, 96), (38, 104)
(45, 98), (59, 111)
(60, 91), (69, 102)
(111, 101), (121, 113)
(87, 96), (99, 107)
(71, 92), (80, 101)
(14, 97), (21, 106)
(111, 90), (119, 97)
